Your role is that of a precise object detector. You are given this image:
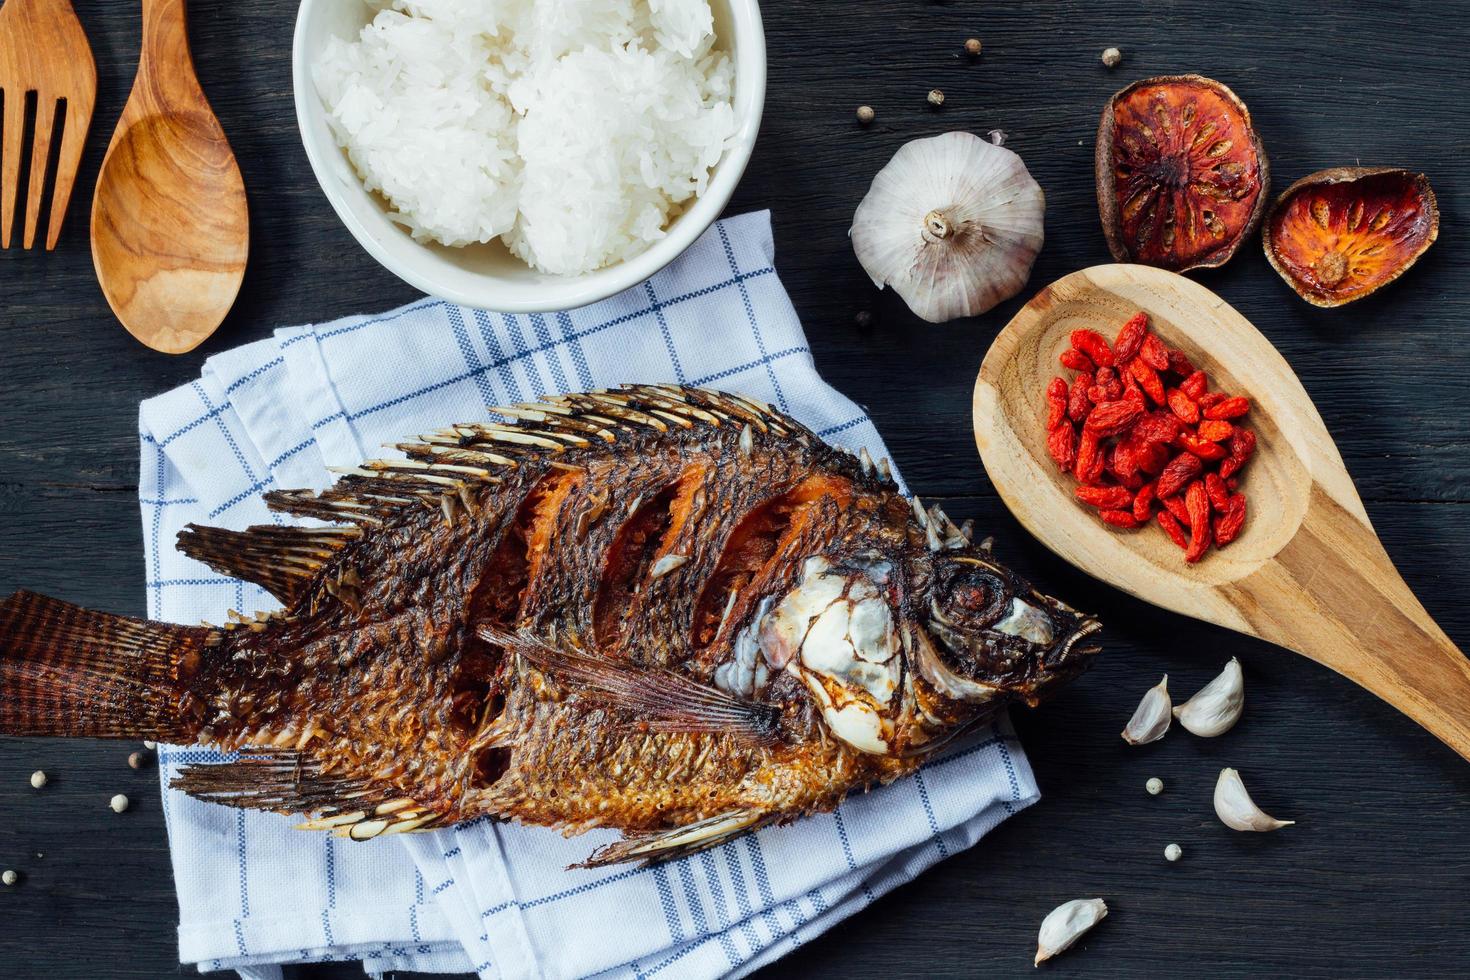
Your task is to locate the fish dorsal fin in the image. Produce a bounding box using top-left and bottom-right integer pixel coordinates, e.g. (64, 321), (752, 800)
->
(176, 524), (361, 605)
(478, 625), (781, 742)
(170, 750), (440, 839)
(576, 808), (767, 868)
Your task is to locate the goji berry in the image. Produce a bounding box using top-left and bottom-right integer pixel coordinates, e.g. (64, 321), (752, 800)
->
(1060, 347), (1095, 372)
(1047, 423), (1076, 469)
(1166, 349), (1195, 377)
(1176, 431), (1228, 461)
(1100, 509), (1140, 529)
(1127, 358), (1166, 404)
(1229, 427), (1257, 463)
(1204, 472), (1230, 511)
(1163, 494), (1191, 524)
(1087, 384), (1110, 404)
(1069, 372), (1093, 423)
(1095, 366), (1116, 386)
(1139, 332), (1170, 371)
(1046, 377), (1068, 430)
(1157, 509), (1188, 549)
(1113, 312), (1149, 363)
(1134, 441), (1171, 474)
(1122, 385), (1147, 414)
(1076, 485), (1132, 509)
(1214, 495), (1247, 546)
(1197, 391), (1227, 410)
(1180, 370), (1208, 400)
(1183, 481), (1212, 563)
(1076, 429), (1105, 482)
(1134, 411), (1181, 445)
(1070, 329), (1115, 368)
(1226, 477), (1239, 492)
(1198, 419), (1234, 442)
(1157, 452), (1202, 498)
(1133, 481), (1156, 523)
(1166, 388), (1200, 424)
(1083, 399), (1144, 437)
(1108, 441), (1137, 481)
(1203, 396), (1250, 420)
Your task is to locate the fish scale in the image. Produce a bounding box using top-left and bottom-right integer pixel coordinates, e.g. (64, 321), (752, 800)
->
(0, 385), (1102, 864)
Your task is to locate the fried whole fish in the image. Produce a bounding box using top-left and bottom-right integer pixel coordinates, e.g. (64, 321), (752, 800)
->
(0, 386), (1100, 865)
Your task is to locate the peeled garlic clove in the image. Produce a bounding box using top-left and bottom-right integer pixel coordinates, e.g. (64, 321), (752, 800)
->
(1035, 897), (1108, 966)
(1121, 674), (1171, 745)
(1214, 767), (1294, 832)
(850, 131), (1045, 323)
(1173, 657), (1243, 737)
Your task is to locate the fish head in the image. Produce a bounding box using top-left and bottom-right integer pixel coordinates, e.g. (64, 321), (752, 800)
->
(912, 552), (1101, 714)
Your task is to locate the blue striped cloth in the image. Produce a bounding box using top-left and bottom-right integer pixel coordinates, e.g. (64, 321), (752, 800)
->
(137, 212), (1039, 979)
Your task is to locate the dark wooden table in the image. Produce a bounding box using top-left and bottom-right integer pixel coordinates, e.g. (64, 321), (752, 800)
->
(2, 1), (1468, 977)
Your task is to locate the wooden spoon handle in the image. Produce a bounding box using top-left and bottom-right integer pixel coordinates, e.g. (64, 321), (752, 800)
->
(137, 0), (200, 107)
(1236, 493), (1470, 761)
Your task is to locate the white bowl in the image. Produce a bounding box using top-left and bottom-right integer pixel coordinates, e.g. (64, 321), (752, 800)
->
(292, 0), (766, 313)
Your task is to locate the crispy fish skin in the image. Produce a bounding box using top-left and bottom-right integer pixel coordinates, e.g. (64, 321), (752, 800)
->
(0, 386), (1101, 864)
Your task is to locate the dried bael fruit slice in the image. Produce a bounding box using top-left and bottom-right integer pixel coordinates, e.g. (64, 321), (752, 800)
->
(1262, 167), (1439, 307)
(1096, 74), (1269, 272)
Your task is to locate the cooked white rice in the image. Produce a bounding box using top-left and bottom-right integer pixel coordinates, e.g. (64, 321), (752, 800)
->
(313, 0), (736, 276)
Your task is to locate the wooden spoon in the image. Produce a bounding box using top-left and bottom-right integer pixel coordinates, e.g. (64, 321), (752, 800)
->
(974, 263), (1470, 762)
(91, 0), (247, 355)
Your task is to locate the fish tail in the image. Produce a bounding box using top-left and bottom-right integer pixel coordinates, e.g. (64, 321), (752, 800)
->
(0, 591), (210, 741)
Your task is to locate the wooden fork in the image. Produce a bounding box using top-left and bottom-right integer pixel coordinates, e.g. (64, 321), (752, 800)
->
(0, 0), (96, 249)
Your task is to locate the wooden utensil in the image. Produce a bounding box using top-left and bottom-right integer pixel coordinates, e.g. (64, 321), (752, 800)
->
(0, 0), (96, 249)
(974, 263), (1470, 762)
(91, 0), (247, 355)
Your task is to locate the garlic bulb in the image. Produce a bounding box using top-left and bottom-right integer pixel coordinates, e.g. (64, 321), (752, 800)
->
(1214, 768), (1294, 832)
(1035, 897), (1108, 966)
(850, 131), (1045, 323)
(1174, 657), (1243, 737)
(1121, 674), (1171, 745)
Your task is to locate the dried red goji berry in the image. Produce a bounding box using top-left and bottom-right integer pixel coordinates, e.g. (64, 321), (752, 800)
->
(1203, 396), (1250, 420)
(1140, 332), (1170, 371)
(1127, 358), (1166, 404)
(1157, 509), (1188, 549)
(1204, 472), (1230, 511)
(1163, 494), (1191, 524)
(1070, 329), (1115, 368)
(1166, 388), (1200, 424)
(1134, 411), (1181, 445)
(1068, 371), (1093, 422)
(1133, 481), (1156, 523)
(1176, 431), (1229, 461)
(1166, 349), (1195, 377)
(1122, 384), (1147, 414)
(1134, 440), (1171, 474)
(1046, 376), (1068, 430)
(1060, 347), (1096, 372)
(1214, 494), (1247, 546)
(1230, 426), (1256, 462)
(1100, 509), (1140, 529)
(1113, 312), (1149, 363)
(1107, 441), (1137, 481)
(1077, 430), (1106, 483)
(1226, 477), (1239, 492)
(1087, 384), (1110, 404)
(1184, 480), (1212, 563)
(1180, 370), (1208, 400)
(1157, 452), (1203, 498)
(1198, 419), (1234, 442)
(1095, 365), (1116, 386)
(1076, 485), (1133, 509)
(1047, 423), (1076, 469)
(1083, 399), (1144, 436)
(1197, 391), (1227, 410)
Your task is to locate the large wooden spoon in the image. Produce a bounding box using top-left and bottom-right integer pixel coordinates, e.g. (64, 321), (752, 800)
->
(91, 0), (247, 355)
(974, 263), (1470, 762)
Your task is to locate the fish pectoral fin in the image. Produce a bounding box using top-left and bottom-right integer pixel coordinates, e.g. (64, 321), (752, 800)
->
(176, 524), (359, 605)
(575, 810), (767, 869)
(171, 750), (440, 838)
(478, 625), (780, 741)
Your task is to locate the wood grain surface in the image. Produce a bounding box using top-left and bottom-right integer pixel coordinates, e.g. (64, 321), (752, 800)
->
(1, 1), (1467, 978)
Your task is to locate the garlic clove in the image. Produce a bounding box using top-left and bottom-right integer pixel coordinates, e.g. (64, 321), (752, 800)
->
(850, 131), (1045, 323)
(1121, 674), (1171, 745)
(1035, 897), (1108, 966)
(1173, 657), (1244, 737)
(1214, 767), (1294, 832)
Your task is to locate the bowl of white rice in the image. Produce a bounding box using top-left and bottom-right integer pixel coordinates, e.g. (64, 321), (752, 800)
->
(293, 0), (764, 312)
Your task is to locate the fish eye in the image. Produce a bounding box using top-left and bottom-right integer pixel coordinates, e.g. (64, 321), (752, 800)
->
(935, 563), (1008, 631)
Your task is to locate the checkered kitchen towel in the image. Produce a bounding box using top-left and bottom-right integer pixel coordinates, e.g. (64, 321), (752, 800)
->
(137, 211), (1040, 979)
